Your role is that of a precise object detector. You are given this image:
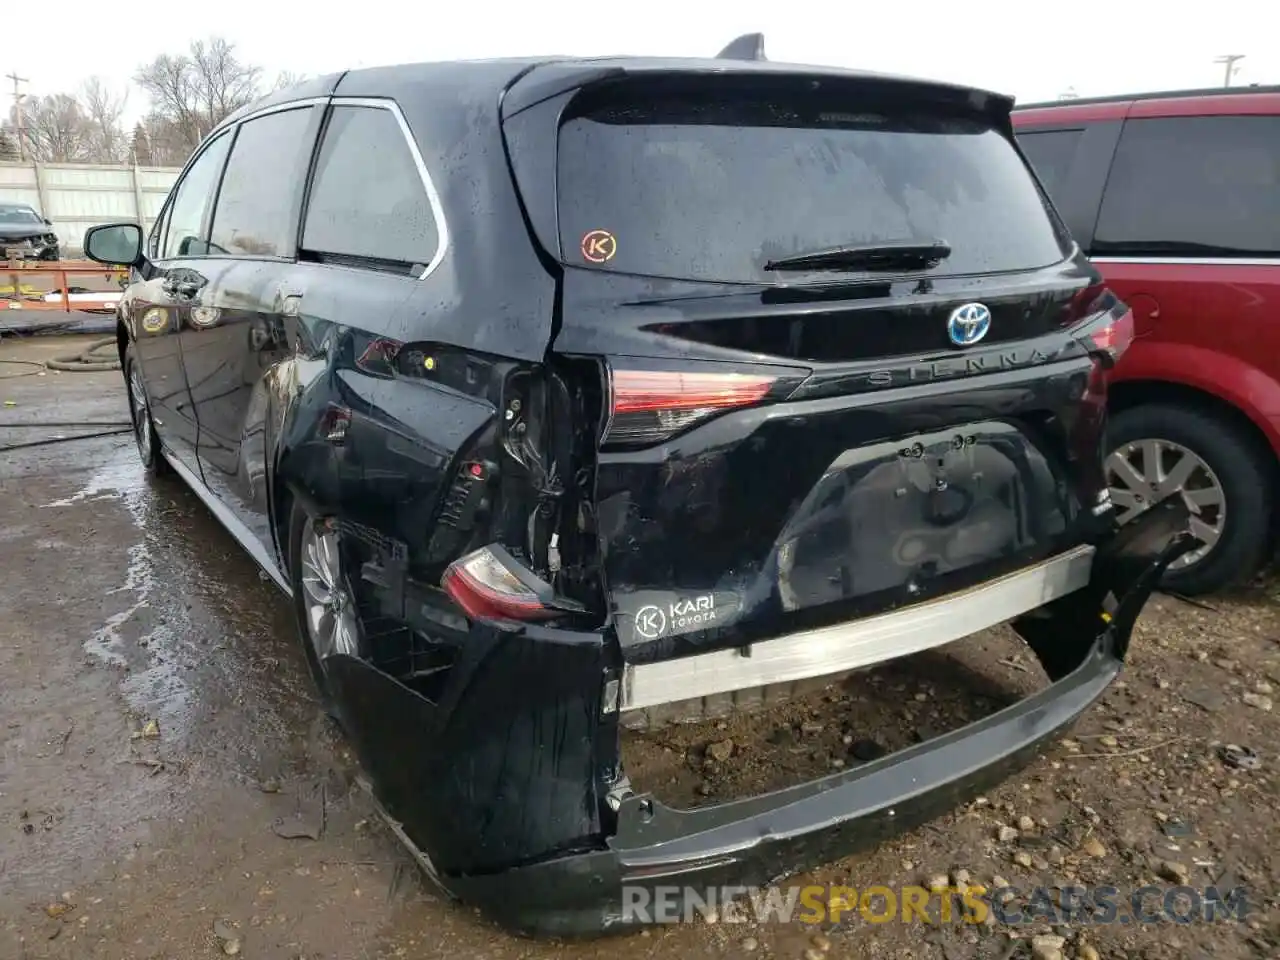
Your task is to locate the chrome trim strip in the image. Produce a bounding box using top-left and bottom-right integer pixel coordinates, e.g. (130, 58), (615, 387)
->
(1091, 256), (1280, 266)
(330, 97), (451, 281)
(161, 450), (293, 597)
(207, 96), (331, 141)
(619, 545), (1096, 713)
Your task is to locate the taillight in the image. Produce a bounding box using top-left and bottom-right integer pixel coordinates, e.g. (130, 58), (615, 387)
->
(318, 403), (350, 444)
(441, 545), (557, 622)
(604, 366), (780, 446)
(1062, 283), (1134, 365)
(1084, 308), (1134, 358)
(1075, 307), (1135, 365)
(356, 337), (401, 377)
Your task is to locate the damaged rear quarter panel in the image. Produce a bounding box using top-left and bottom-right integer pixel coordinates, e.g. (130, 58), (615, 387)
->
(262, 62), (620, 883)
(323, 621), (613, 876)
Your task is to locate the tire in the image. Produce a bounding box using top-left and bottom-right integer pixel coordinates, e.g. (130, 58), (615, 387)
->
(123, 346), (170, 476)
(287, 500), (365, 718)
(1106, 403), (1273, 595)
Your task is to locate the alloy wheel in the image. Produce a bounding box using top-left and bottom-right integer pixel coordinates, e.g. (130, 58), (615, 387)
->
(299, 520), (360, 663)
(1105, 438), (1226, 569)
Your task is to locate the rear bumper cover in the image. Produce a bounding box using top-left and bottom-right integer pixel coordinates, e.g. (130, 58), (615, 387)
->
(450, 629), (1121, 936)
(328, 498), (1193, 938)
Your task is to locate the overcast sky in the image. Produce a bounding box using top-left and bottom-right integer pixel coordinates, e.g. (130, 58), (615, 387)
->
(7, 0), (1280, 125)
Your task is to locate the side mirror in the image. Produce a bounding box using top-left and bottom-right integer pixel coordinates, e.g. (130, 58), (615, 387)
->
(43, 217), (53, 227)
(84, 222), (143, 267)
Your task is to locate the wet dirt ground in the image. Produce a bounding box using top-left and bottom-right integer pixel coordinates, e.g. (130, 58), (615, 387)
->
(1, 335), (1277, 960)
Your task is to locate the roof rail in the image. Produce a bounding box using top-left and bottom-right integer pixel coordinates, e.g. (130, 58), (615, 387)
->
(716, 33), (767, 61)
(1016, 83), (1280, 110)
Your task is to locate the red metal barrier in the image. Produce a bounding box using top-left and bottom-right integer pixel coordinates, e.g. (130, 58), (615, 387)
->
(1, 260), (126, 313)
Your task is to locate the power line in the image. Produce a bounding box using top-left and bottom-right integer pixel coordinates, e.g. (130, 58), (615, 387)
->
(4, 71), (29, 161)
(1214, 55), (1245, 87)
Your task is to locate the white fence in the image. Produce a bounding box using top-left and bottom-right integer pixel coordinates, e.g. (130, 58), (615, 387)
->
(0, 162), (183, 255)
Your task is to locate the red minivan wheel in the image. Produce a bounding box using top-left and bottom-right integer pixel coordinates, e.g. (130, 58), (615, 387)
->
(1106, 403), (1273, 595)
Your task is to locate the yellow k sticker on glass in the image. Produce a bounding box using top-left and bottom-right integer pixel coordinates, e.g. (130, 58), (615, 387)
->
(580, 229), (617, 264)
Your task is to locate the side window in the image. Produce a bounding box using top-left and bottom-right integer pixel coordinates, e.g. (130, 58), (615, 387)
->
(208, 107), (317, 258)
(1094, 116), (1280, 257)
(1016, 128), (1084, 200)
(161, 133), (231, 260)
(301, 105), (440, 272)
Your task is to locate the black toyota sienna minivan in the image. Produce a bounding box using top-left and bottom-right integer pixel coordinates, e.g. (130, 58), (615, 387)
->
(83, 35), (1192, 936)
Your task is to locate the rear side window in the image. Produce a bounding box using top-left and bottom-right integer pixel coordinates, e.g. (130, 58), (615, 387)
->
(1094, 116), (1280, 257)
(301, 105), (440, 273)
(556, 87), (1070, 283)
(209, 107), (316, 258)
(1016, 128), (1084, 199)
(161, 132), (231, 260)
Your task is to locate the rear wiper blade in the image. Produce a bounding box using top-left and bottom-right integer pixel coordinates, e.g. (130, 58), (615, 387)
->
(764, 240), (952, 272)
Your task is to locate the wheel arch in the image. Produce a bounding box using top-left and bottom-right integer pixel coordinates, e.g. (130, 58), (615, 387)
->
(1107, 378), (1280, 566)
(1108, 378), (1279, 478)
(270, 475), (330, 576)
(115, 318), (129, 368)
(1110, 341), (1280, 458)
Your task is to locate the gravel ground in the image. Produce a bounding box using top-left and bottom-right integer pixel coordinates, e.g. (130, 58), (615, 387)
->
(1, 335), (1276, 960)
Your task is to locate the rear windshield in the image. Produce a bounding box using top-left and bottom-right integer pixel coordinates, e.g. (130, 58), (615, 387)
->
(557, 85), (1071, 283)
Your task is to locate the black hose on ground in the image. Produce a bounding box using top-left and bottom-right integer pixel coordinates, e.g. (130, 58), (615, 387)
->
(0, 427), (133, 453)
(44, 336), (120, 373)
(0, 420), (131, 428)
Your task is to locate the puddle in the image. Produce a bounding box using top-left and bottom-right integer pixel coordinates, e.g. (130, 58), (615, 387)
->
(41, 454), (145, 508)
(41, 447), (193, 733)
(84, 541), (157, 667)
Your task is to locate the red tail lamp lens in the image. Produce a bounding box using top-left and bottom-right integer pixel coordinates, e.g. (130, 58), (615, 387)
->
(1085, 308), (1134, 359)
(605, 368), (778, 445)
(441, 546), (555, 622)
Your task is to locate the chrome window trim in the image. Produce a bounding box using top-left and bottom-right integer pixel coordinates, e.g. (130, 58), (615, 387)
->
(325, 97), (451, 281)
(167, 95), (450, 279)
(206, 96), (330, 141)
(155, 99), (329, 264)
(618, 545), (1096, 714)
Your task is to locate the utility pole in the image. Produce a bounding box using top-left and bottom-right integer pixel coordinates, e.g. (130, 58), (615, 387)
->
(1214, 55), (1245, 87)
(4, 71), (28, 161)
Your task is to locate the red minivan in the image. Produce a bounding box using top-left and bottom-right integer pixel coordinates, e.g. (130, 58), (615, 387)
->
(1014, 88), (1280, 594)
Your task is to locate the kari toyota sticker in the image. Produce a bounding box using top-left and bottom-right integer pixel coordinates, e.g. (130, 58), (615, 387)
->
(620, 590), (743, 646)
(580, 229), (617, 264)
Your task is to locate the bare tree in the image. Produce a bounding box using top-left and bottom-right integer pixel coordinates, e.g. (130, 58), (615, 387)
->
(0, 127), (18, 162)
(272, 71), (309, 92)
(81, 77), (129, 163)
(140, 113), (192, 167)
(129, 122), (153, 166)
(13, 94), (92, 162)
(135, 37), (262, 159)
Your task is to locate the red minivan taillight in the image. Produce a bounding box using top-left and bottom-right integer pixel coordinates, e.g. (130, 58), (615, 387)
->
(603, 366), (780, 446)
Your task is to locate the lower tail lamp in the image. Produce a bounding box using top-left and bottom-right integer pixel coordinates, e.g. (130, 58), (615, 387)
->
(441, 545), (557, 622)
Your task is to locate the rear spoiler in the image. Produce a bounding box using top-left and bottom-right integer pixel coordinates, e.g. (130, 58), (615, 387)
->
(716, 33), (767, 61)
